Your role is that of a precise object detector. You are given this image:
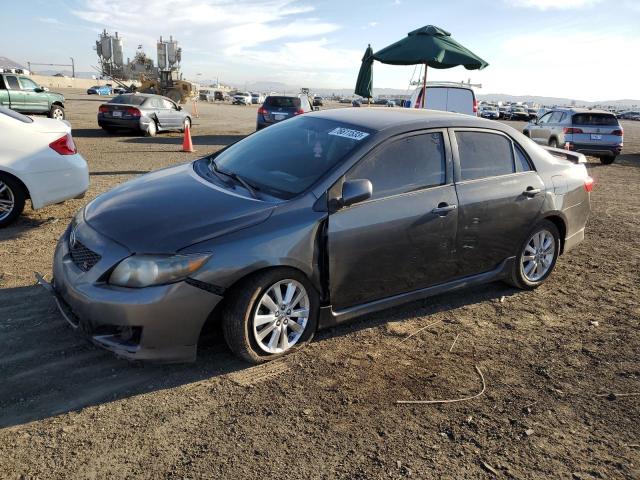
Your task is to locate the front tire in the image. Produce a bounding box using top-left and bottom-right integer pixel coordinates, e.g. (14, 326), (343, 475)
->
(49, 105), (65, 120)
(222, 269), (319, 364)
(600, 156), (616, 165)
(506, 220), (560, 290)
(0, 174), (26, 228)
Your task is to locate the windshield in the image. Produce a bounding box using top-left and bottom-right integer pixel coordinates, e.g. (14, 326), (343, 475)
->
(572, 113), (618, 126)
(213, 117), (374, 199)
(265, 96), (301, 108)
(0, 106), (34, 123)
(109, 95), (146, 105)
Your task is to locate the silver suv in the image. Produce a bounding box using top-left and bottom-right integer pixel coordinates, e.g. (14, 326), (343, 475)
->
(524, 108), (623, 164)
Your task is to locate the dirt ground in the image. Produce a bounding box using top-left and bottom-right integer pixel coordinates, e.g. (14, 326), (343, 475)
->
(1, 91), (639, 479)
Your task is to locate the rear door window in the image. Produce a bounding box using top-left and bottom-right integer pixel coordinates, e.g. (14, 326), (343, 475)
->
(347, 132), (446, 200)
(572, 113), (618, 126)
(5, 76), (20, 89)
(514, 143), (532, 172)
(456, 131), (515, 181)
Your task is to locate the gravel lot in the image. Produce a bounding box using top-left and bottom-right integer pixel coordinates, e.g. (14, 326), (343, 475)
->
(1, 91), (639, 479)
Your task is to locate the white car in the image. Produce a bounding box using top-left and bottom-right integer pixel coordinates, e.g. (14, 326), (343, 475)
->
(233, 92), (252, 105)
(406, 82), (478, 116)
(0, 107), (89, 227)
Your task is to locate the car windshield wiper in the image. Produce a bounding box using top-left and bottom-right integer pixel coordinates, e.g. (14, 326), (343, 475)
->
(207, 157), (259, 199)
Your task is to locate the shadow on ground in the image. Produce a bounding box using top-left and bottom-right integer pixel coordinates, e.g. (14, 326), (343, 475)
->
(0, 280), (515, 429)
(124, 134), (246, 146)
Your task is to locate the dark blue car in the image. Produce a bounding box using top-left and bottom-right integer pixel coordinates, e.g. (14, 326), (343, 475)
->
(256, 95), (314, 130)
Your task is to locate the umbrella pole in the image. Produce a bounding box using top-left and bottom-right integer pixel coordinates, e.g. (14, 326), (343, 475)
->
(422, 63), (427, 108)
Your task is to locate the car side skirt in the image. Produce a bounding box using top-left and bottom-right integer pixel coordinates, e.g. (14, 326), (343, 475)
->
(318, 257), (515, 329)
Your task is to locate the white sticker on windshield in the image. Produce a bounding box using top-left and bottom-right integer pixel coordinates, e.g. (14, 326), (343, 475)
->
(328, 127), (370, 141)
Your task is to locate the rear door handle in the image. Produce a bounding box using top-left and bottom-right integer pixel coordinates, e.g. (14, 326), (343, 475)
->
(431, 203), (457, 215)
(523, 187), (542, 198)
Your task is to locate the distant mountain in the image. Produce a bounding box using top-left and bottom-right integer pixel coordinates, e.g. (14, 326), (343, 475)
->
(479, 93), (640, 109)
(0, 56), (25, 69)
(30, 69), (96, 79)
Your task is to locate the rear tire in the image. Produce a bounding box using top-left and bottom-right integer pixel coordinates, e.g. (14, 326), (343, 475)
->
(505, 220), (560, 290)
(145, 120), (157, 137)
(222, 268), (319, 364)
(181, 117), (191, 133)
(0, 174), (26, 228)
(548, 138), (558, 148)
(49, 105), (65, 120)
(600, 156), (616, 165)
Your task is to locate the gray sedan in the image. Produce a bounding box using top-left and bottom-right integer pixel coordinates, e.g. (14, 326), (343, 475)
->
(43, 109), (592, 363)
(97, 93), (191, 136)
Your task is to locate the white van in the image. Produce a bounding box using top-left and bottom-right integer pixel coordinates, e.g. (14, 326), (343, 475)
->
(406, 83), (478, 116)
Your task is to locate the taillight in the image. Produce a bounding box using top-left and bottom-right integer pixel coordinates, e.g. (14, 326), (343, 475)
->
(294, 109), (305, 115)
(612, 129), (623, 136)
(98, 105), (109, 113)
(473, 99), (478, 113)
(257, 106), (268, 116)
(125, 107), (141, 117)
(49, 134), (77, 155)
(584, 176), (594, 192)
(563, 127), (583, 134)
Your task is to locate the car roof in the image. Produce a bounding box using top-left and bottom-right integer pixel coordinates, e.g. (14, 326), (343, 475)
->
(306, 108), (499, 132)
(114, 93), (171, 100)
(553, 107), (613, 115)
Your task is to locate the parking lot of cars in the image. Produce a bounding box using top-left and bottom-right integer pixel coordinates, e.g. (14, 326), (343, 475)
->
(0, 90), (639, 478)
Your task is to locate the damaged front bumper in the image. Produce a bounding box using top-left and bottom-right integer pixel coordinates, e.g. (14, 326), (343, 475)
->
(37, 223), (223, 363)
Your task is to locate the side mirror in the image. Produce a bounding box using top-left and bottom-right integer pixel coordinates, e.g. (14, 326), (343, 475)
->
(34, 87), (44, 93)
(177, 105), (182, 111)
(341, 179), (372, 208)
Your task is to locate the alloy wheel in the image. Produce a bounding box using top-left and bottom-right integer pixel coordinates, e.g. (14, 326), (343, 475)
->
(52, 108), (64, 120)
(253, 279), (310, 354)
(521, 229), (555, 282)
(0, 181), (15, 221)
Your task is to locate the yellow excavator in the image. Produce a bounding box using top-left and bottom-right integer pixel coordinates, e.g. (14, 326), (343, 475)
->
(137, 71), (196, 104)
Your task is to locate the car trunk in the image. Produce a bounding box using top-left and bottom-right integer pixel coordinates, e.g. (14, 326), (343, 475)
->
(570, 113), (622, 145)
(99, 103), (143, 120)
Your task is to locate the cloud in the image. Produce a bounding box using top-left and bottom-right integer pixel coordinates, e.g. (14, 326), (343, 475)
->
(37, 17), (62, 24)
(504, 0), (603, 9)
(368, 21), (379, 27)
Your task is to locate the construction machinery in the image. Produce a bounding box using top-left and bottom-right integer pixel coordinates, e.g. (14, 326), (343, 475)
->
(94, 31), (196, 103)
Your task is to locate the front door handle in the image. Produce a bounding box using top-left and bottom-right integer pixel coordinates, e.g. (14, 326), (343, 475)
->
(523, 187), (542, 198)
(431, 203), (457, 215)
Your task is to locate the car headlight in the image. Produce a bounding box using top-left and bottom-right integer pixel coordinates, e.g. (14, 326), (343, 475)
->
(109, 254), (211, 288)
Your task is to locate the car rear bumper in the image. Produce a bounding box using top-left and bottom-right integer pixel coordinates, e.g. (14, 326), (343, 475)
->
(98, 116), (145, 131)
(567, 143), (622, 157)
(26, 153), (89, 209)
(44, 225), (223, 362)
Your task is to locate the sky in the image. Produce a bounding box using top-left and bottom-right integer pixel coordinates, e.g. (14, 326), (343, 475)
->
(2, 0), (639, 101)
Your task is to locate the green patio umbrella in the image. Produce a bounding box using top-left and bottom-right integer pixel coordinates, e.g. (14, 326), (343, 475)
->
(354, 44), (374, 100)
(355, 25), (488, 107)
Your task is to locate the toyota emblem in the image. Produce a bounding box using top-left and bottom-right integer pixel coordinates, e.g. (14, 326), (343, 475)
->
(69, 227), (78, 249)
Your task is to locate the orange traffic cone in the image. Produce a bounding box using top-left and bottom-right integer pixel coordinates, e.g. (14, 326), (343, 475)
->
(182, 124), (195, 152)
(191, 100), (199, 118)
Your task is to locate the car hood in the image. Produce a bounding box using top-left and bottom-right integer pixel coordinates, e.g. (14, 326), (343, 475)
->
(84, 163), (275, 253)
